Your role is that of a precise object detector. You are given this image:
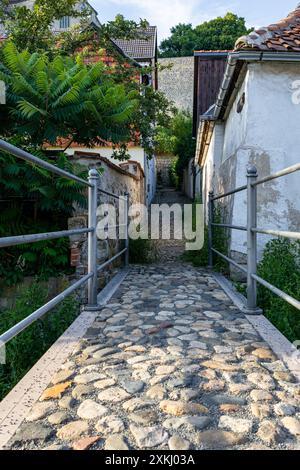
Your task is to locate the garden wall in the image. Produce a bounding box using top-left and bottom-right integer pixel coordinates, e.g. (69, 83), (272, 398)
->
(68, 152), (145, 285)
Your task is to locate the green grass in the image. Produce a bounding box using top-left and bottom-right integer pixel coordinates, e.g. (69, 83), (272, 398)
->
(129, 237), (157, 264)
(184, 202), (300, 343)
(183, 203), (228, 272)
(0, 280), (79, 400)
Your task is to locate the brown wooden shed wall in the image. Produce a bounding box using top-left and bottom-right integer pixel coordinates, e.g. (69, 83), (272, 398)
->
(193, 53), (228, 137)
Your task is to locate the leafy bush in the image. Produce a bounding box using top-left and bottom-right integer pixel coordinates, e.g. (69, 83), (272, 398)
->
(169, 158), (179, 189)
(0, 280), (79, 400)
(0, 237), (72, 289)
(155, 111), (196, 184)
(257, 238), (300, 343)
(234, 281), (246, 296)
(0, 138), (88, 287)
(129, 237), (156, 264)
(183, 204), (228, 271)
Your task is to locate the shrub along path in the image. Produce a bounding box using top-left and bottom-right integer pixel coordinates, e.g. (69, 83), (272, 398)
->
(5, 262), (300, 450)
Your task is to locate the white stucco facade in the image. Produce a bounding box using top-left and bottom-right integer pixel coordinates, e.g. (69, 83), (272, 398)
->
(202, 122), (224, 214)
(202, 61), (300, 258)
(182, 159), (201, 200)
(144, 153), (157, 205)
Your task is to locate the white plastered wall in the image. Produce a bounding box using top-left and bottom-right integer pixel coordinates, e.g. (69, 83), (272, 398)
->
(203, 61), (300, 258)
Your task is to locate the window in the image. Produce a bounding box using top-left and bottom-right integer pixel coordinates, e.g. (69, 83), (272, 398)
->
(141, 74), (151, 86)
(59, 16), (70, 29)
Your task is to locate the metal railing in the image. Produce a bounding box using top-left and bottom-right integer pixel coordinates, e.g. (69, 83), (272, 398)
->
(0, 139), (129, 345)
(208, 163), (300, 313)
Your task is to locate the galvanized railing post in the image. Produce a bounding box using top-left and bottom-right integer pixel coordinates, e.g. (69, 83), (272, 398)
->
(124, 192), (129, 267)
(208, 191), (214, 268)
(246, 165), (258, 311)
(87, 169), (99, 308)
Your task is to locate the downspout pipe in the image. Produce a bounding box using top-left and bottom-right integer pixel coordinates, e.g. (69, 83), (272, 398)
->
(213, 54), (239, 120)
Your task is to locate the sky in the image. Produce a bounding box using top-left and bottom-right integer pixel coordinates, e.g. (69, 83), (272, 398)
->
(89, 0), (298, 42)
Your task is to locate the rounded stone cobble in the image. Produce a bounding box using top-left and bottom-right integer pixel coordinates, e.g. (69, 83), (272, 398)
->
(6, 263), (300, 451)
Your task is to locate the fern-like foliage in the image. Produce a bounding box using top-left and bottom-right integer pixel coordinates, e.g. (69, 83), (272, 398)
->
(0, 42), (138, 147)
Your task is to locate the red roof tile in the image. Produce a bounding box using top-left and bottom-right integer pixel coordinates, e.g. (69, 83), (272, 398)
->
(235, 4), (300, 52)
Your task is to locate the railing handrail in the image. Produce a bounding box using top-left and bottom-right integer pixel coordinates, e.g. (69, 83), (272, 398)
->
(252, 162), (300, 187)
(211, 223), (247, 232)
(0, 228), (93, 249)
(0, 273), (93, 345)
(0, 140), (130, 346)
(208, 162), (300, 314)
(252, 228), (300, 240)
(211, 247), (248, 274)
(98, 187), (127, 200)
(211, 184), (247, 201)
(212, 162), (300, 201)
(0, 138), (92, 187)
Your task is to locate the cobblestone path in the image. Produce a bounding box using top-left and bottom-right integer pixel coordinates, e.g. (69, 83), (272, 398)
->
(7, 263), (300, 450)
(152, 188), (192, 262)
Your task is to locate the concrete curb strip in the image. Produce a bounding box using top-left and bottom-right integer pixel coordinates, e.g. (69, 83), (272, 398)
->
(0, 269), (128, 450)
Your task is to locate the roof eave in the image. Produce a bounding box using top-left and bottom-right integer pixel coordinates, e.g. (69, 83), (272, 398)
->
(194, 51), (230, 57)
(109, 39), (142, 68)
(194, 120), (215, 167)
(213, 50), (300, 121)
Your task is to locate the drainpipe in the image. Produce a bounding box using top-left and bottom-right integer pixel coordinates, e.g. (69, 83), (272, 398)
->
(213, 54), (238, 120)
(213, 50), (300, 121)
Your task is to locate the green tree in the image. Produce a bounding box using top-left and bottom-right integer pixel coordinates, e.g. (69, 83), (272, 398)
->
(0, 41), (139, 282)
(160, 13), (251, 57)
(155, 111), (195, 183)
(0, 3), (172, 158)
(159, 24), (197, 58)
(0, 2), (149, 56)
(0, 40), (173, 158)
(132, 85), (175, 160)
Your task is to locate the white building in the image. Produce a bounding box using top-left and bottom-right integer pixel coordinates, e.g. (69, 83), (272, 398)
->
(195, 4), (300, 262)
(1, 1), (100, 34)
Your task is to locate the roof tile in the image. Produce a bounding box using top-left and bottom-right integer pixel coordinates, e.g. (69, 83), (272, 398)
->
(235, 4), (300, 52)
(112, 26), (157, 61)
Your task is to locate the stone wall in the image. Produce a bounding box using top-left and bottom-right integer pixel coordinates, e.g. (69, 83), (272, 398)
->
(158, 57), (194, 113)
(67, 152), (145, 284)
(72, 151), (145, 205)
